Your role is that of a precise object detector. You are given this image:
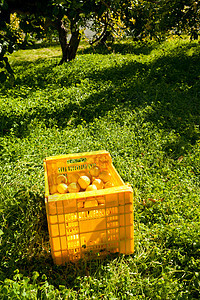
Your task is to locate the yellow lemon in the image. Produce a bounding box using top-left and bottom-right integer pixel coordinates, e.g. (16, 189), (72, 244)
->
(56, 174), (67, 185)
(67, 173), (80, 183)
(79, 171), (92, 183)
(98, 170), (111, 183)
(68, 182), (80, 193)
(90, 166), (101, 177)
(78, 175), (90, 190)
(57, 183), (68, 194)
(86, 184), (98, 191)
(92, 178), (104, 190)
(104, 181), (114, 188)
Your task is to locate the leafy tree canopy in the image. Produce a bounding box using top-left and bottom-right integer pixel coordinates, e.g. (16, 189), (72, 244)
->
(0, 0), (199, 83)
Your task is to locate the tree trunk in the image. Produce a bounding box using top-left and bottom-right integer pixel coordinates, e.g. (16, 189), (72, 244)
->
(58, 20), (81, 64)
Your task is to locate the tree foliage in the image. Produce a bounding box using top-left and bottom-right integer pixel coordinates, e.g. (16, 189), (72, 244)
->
(0, 0), (15, 83)
(0, 0), (113, 78)
(0, 0), (199, 82)
(122, 0), (200, 41)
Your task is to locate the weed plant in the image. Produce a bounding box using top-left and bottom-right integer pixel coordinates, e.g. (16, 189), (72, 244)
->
(0, 37), (199, 299)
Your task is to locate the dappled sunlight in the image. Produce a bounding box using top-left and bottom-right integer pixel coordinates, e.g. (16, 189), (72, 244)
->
(1, 39), (199, 155)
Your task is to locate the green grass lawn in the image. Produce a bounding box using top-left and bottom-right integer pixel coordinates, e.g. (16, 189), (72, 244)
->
(0, 37), (200, 299)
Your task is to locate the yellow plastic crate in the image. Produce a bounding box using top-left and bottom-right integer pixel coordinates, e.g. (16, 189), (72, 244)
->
(44, 150), (134, 265)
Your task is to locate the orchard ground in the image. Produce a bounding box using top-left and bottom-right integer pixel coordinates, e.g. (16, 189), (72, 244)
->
(0, 37), (199, 299)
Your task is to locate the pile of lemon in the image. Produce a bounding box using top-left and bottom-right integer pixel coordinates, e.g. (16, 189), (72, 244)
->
(54, 166), (114, 194)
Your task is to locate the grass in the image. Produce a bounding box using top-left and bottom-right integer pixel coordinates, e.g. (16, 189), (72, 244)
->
(0, 36), (200, 299)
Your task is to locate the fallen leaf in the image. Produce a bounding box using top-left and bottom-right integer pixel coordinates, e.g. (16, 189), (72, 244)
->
(142, 199), (146, 206)
(178, 156), (183, 162)
(148, 198), (164, 203)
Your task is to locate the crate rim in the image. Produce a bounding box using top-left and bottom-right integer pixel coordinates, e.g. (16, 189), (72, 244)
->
(46, 184), (133, 202)
(43, 150), (110, 162)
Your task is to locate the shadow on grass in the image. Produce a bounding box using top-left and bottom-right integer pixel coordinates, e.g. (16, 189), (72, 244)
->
(0, 189), (48, 278)
(16, 252), (121, 289)
(20, 41), (60, 50)
(80, 40), (159, 55)
(1, 41), (200, 158)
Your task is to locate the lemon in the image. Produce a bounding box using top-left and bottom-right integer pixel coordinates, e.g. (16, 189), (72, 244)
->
(92, 178), (104, 190)
(57, 183), (68, 194)
(68, 182), (80, 193)
(99, 170), (111, 183)
(56, 174), (67, 185)
(90, 166), (101, 177)
(78, 175), (90, 190)
(67, 173), (80, 183)
(79, 171), (92, 183)
(86, 184), (98, 191)
(104, 181), (114, 188)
